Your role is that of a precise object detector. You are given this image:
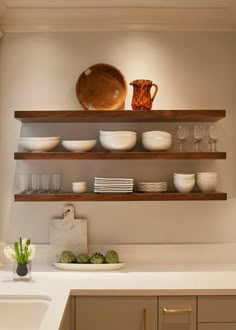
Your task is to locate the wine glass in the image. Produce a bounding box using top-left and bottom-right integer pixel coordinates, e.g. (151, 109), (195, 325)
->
(207, 126), (219, 152)
(192, 125), (204, 152)
(176, 126), (189, 152)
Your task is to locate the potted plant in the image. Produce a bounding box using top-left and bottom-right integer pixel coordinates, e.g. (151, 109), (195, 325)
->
(4, 238), (35, 281)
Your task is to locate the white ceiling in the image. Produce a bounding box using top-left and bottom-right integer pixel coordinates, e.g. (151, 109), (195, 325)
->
(1, 0), (234, 8)
(0, 0), (236, 32)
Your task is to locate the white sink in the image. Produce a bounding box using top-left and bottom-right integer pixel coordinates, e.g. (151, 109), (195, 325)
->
(0, 295), (51, 330)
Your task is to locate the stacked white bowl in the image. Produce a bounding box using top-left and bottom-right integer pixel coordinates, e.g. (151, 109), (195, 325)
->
(99, 131), (137, 151)
(174, 173), (195, 193)
(142, 131), (172, 151)
(197, 172), (217, 192)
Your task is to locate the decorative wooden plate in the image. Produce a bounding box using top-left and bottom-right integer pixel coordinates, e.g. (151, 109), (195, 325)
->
(76, 63), (127, 111)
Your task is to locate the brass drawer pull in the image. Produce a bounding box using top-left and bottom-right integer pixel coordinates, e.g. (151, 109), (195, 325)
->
(163, 307), (192, 314)
(143, 308), (146, 330)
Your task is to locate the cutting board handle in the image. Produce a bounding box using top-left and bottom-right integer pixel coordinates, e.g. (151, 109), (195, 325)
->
(63, 204), (75, 223)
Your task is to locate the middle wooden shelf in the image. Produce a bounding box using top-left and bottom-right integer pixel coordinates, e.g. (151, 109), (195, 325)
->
(14, 152), (226, 160)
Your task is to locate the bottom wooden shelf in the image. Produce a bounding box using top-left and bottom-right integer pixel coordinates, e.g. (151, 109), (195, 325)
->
(14, 192), (227, 202)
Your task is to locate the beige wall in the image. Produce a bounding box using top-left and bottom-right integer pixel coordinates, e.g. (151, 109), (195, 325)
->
(0, 32), (235, 244)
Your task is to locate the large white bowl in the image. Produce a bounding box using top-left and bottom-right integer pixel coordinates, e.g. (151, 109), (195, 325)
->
(174, 180), (195, 193)
(99, 133), (137, 151)
(142, 130), (171, 139)
(19, 137), (60, 152)
(142, 137), (172, 151)
(62, 140), (96, 152)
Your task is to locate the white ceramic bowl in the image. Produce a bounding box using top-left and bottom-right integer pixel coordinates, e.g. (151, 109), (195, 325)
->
(197, 180), (217, 192)
(142, 137), (172, 151)
(174, 174), (195, 178)
(62, 140), (96, 152)
(100, 130), (136, 136)
(174, 180), (195, 193)
(99, 133), (137, 151)
(19, 137), (60, 152)
(72, 182), (87, 193)
(197, 172), (217, 176)
(142, 130), (171, 139)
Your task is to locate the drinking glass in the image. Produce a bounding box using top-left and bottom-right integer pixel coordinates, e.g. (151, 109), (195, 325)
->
(192, 125), (204, 152)
(176, 126), (189, 152)
(41, 174), (50, 193)
(207, 125), (220, 152)
(52, 174), (61, 193)
(20, 174), (30, 194)
(31, 174), (41, 193)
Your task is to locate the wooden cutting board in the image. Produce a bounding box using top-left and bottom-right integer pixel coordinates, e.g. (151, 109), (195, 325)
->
(49, 205), (87, 263)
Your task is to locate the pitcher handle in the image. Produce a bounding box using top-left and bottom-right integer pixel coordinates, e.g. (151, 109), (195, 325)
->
(151, 84), (158, 102)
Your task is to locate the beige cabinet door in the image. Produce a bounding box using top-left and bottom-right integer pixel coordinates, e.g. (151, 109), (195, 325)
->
(198, 324), (236, 330)
(76, 296), (157, 330)
(159, 297), (196, 330)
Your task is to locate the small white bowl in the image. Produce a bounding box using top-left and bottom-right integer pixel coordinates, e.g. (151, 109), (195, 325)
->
(72, 182), (86, 193)
(142, 137), (172, 151)
(99, 133), (137, 151)
(62, 140), (96, 152)
(142, 131), (171, 139)
(19, 137), (60, 152)
(174, 180), (195, 193)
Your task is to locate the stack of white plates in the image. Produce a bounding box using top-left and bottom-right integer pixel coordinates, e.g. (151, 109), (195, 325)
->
(94, 177), (134, 193)
(137, 182), (168, 192)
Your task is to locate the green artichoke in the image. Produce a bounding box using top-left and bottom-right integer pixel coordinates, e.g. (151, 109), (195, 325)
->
(59, 250), (76, 263)
(90, 252), (105, 264)
(76, 253), (90, 264)
(105, 250), (119, 264)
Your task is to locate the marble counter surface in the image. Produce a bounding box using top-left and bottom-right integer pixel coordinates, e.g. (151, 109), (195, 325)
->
(2, 263), (236, 329)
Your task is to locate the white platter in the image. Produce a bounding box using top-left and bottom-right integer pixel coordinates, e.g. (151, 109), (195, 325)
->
(54, 262), (125, 271)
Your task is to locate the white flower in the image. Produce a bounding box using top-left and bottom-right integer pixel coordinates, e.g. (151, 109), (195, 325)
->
(4, 246), (17, 263)
(28, 244), (35, 261)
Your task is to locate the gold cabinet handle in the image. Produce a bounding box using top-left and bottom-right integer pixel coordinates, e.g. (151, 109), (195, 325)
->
(163, 307), (192, 314)
(143, 308), (146, 330)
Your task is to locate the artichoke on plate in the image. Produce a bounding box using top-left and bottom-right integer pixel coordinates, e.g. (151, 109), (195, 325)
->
(105, 250), (119, 264)
(90, 252), (105, 264)
(76, 253), (90, 264)
(59, 250), (76, 263)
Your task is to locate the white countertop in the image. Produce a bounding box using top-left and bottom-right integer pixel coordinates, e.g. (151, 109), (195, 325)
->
(2, 263), (236, 330)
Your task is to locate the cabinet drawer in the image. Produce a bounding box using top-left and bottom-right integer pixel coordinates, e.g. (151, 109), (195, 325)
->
(159, 296), (196, 330)
(76, 296), (157, 330)
(198, 324), (236, 330)
(198, 296), (236, 322)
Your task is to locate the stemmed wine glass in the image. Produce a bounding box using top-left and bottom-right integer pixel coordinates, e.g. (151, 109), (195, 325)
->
(176, 126), (189, 152)
(207, 125), (219, 152)
(192, 125), (204, 152)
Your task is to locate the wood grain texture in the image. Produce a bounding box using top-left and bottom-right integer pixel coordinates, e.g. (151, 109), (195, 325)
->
(14, 192), (227, 202)
(76, 63), (127, 110)
(15, 110), (226, 123)
(14, 152), (227, 160)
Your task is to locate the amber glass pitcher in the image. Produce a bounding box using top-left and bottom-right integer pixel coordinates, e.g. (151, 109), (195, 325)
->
(130, 79), (158, 110)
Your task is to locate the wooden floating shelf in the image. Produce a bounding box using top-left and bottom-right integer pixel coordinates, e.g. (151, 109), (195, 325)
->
(15, 110), (226, 123)
(14, 152), (227, 160)
(14, 192), (227, 202)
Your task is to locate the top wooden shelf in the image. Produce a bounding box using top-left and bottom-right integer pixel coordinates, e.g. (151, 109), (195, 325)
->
(14, 110), (226, 123)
